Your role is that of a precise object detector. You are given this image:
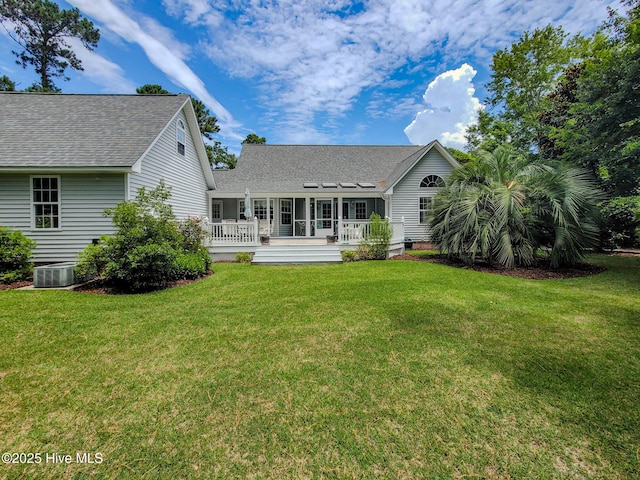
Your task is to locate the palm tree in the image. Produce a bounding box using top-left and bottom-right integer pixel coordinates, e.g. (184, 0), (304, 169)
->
(430, 145), (602, 268)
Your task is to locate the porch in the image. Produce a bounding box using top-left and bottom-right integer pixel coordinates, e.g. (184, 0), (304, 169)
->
(204, 218), (406, 262)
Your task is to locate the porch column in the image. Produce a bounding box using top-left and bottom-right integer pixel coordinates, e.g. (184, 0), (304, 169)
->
(384, 195), (390, 219)
(267, 196), (271, 235)
(306, 196), (312, 237)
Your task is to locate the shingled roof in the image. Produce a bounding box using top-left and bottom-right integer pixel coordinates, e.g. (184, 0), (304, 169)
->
(0, 92), (191, 169)
(214, 143), (437, 194)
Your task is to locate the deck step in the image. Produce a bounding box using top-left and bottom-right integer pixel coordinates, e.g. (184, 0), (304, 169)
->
(252, 244), (342, 265)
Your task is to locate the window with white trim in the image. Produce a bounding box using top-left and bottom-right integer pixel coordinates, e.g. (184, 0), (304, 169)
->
(355, 201), (367, 220)
(253, 199), (274, 220)
(419, 197), (433, 224)
(420, 175), (445, 188)
(280, 199), (292, 225)
(176, 119), (186, 156)
(32, 176), (60, 229)
(211, 200), (223, 221)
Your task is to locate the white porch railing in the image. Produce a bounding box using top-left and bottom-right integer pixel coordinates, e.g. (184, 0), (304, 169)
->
(337, 217), (405, 245)
(204, 218), (260, 246)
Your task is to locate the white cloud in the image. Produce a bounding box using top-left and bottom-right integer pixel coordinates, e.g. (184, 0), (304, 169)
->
(169, 0), (616, 143)
(67, 38), (136, 93)
(67, 0), (242, 139)
(404, 64), (482, 149)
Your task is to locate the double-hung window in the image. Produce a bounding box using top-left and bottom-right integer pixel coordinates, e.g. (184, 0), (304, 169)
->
(32, 176), (61, 229)
(419, 197), (433, 224)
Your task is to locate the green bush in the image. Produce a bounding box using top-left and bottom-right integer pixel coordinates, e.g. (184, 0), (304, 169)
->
(177, 216), (207, 253)
(599, 196), (640, 249)
(0, 227), (36, 283)
(75, 181), (212, 292)
(105, 242), (177, 292)
(74, 239), (108, 283)
(341, 250), (358, 262)
(174, 248), (211, 279)
(235, 252), (253, 263)
(362, 213), (392, 260)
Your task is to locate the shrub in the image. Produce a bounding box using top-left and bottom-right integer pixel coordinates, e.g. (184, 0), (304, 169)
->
(362, 213), (392, 260)
(173, 249), (210, 279)
(0, 227), (36, 283)
(235, 252), (253, 263)
(341, 250), (358, 262)
(75, 181), (212, 292)
(75, 239), (108, 283)
(105, 242), (177, 292)
(599, 196), (640, 249)
(177, 216), (207, 252)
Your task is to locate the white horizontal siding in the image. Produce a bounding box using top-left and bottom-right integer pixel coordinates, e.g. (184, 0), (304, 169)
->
(391, 150), (455, 241)
(0, 174), (125, 262)
(129, 110), (209, 219)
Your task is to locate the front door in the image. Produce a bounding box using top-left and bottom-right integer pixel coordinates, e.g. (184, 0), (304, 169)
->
(315, 199), (334, 237)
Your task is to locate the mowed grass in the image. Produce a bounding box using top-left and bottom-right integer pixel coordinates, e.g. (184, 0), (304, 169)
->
(1, 255), (639, 479)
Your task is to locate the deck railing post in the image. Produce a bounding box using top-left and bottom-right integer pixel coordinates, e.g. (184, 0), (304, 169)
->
(253, 216), (260, 246)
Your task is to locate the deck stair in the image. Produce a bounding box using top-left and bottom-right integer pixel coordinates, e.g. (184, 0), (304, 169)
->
(252, 241), (342, 265)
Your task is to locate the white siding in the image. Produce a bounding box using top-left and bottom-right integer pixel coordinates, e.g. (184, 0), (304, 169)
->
(0, 174), (125, 262)
(390, 149), (455, 241)
(129, 110), (209, 219)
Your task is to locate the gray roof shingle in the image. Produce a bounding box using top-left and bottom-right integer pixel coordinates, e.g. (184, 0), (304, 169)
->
(0, 92), (189, 168)
(214, 144), (430, 194)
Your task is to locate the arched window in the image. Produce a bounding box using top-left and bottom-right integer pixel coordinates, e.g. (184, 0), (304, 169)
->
(420, 175), (445, 188)
(176, 119), (186, 155)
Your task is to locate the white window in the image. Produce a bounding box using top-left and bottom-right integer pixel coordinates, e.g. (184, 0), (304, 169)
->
(253, 199), (274, 220)
(355, 201), (367, 220)
(211, 200), (223, 221)
(419, 197), (433, 224)
(239, 200), (246, 220)
(176, 119), (186, 156)
(32, 176), (61, 229)
(420, 175), (445, 188)
(280, 199), (292, 225)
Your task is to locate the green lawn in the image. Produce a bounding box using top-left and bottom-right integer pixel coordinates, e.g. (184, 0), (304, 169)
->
(1, 255), (639, 479)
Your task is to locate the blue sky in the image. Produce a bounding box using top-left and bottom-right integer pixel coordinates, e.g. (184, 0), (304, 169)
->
(0, 0), (620, 154)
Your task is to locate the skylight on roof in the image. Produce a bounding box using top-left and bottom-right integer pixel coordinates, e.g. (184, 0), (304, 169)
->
(303, 182), (318, 188)
(322, 182), (337, 188)
(357, 182), (376, 188)
(339, 182), (357, 188)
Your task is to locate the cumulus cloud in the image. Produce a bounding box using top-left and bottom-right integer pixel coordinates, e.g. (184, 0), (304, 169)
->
(67, 0), (241, 139)
(404, 64), (482, 149)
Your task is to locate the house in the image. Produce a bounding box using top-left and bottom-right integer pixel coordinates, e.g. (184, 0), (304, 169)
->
(0, 92), (215, 262)
(206, 142), (460, 261)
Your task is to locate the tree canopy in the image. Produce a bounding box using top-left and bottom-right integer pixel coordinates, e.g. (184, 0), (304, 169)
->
(242, 133), (266, 144)
(466, 1), (640, 248)
(0, 74), (15, 91)
(0, 0), (100, 92)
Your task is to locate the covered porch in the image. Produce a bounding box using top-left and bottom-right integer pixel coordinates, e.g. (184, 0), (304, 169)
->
(207, 193), (392, 241)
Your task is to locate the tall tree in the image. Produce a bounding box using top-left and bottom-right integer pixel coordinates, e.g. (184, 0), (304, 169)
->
(135, 84), (169, 95)
(242, 133), (266, 144)
(0, 0), (100, 92)
(0, 74), (15, 91)
(191, 98), (220, 141)
(473, 25), (584, 152)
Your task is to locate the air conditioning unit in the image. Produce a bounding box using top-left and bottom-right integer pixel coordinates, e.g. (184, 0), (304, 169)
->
(34, 262), (77, 288)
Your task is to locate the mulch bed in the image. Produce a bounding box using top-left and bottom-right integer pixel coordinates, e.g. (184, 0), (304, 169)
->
(0, 281), (31, 291)
(392, 253), (606, 280)
(71, 271), (215, 295)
